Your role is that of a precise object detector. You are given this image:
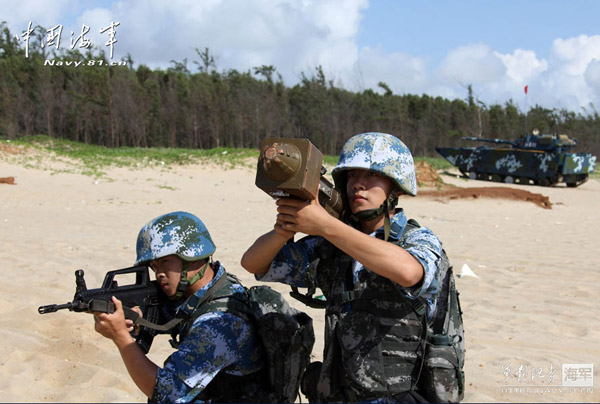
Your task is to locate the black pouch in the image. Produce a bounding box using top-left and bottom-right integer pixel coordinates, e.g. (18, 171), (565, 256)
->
(301, 361), (322, 403)
(419, 334), (464, 403)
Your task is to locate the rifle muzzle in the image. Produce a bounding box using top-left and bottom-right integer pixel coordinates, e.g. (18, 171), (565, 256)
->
(38, 303), (72, 314)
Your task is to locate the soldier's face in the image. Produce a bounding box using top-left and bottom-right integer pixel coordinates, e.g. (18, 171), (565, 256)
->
(150, 255), (183, 297)
(346, 169), (393, 214)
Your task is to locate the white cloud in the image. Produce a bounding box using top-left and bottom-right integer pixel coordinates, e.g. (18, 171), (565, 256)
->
(354, 46), (428, 94)
(534, 35), (600, 111)
(438, 43), (506, 84)
(73, 8), (117, 55)
(97, 0), (367, 84)
(2, 0), (76, 33)
(585, 59), (600, 91)
(426, 37), (600, 112)
(551, 35), (600, 75)
(495, 49), (547, 84)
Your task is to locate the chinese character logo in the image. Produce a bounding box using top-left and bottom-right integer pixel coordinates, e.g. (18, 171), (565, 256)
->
(15, 21), (120, 59)
(562, 364), (594, 387)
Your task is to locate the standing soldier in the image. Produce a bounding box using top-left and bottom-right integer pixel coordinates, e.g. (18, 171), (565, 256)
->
(242, 133), (463, 403)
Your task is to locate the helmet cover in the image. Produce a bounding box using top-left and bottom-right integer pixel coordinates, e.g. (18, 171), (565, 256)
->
(332, 132), (417, 196)
(135, 211), (216, 266)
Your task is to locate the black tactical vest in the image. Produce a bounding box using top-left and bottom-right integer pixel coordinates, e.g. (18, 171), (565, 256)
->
(311, 239), (428, 402)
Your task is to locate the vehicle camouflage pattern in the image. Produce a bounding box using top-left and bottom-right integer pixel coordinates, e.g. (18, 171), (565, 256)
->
(436, 131), (597, 187)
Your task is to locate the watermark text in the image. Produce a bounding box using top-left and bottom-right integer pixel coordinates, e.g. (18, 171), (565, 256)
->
(15, 22), (121, 59)
(500, 362), (594, 396)
(44, 59), (127, 67)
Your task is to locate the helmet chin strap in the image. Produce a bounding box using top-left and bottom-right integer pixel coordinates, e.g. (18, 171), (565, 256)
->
(173, 259), (211, 300)
(349, 192), (398, 241)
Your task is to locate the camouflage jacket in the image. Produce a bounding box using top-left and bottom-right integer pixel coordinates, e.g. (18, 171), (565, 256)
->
(152, 264), (264, 403)
(258, 209), (444, 402)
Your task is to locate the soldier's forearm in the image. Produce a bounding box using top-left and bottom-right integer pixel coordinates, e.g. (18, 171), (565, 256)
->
(323, 221), (424, 287)
(116, 339), (158, 399)
(241, 230), (288, 274)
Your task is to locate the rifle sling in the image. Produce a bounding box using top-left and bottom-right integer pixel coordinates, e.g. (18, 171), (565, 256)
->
(123, 273), (229, 332)
(124, 307), (182, 332)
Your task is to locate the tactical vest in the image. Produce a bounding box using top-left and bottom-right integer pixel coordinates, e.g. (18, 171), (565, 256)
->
(309, 237), (428, 402)
(296, 219), (465, 403)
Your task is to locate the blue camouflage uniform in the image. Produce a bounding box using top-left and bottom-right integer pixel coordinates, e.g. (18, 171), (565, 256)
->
(257, 209), (443, 403)
(152, 263), (264, 403)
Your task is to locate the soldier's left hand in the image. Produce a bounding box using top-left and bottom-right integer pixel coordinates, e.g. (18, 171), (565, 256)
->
(93, 296), (131, 342)
(276, 197), (334, 236)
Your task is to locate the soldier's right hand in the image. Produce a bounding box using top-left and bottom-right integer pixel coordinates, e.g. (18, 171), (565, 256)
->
(125, 306), (143, 335)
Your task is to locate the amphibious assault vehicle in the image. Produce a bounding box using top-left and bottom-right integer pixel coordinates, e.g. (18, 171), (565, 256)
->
(436, 131), (596, 187)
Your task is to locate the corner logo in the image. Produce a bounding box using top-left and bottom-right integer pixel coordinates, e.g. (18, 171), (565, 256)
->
(15, 21), (121, 59)
(562, 364), (593, 387)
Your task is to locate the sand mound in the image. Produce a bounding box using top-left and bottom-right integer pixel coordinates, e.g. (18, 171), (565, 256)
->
(415, 162), (552, 209)
(419, 186), (552, 209)
(0, 143), (25, 155)
(415, 161), (440, 186)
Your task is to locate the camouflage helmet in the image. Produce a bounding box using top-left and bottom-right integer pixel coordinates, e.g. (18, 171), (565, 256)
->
(332, 132), (417, 196)
(134, 211), (216, 266)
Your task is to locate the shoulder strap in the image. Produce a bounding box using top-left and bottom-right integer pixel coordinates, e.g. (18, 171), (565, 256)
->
(186, 273), (254, 322)
(397, 219), (429, 319)
(179, 273), (231, 317)
(169, 274), (239, 348)
(402, 221), (460, 340)
(442, 254), (454, 333)
(289, 238), (332, 309)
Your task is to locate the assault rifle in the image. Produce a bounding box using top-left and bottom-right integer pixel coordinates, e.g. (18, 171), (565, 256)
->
(38, 266), (172, 353)
(255, 137), (343, 218)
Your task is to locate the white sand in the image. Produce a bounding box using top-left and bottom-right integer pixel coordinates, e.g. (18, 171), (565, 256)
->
(1, 154), (598, 402)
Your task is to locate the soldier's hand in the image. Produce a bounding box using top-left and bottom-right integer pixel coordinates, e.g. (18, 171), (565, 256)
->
(276, 197), (333, 236)
(125, 306), (143, 335)
(93, 296), (133, 344)
(273, 198), (297, 239)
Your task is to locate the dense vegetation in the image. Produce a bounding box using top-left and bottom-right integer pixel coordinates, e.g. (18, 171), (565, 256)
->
(1, 22), (599, 157)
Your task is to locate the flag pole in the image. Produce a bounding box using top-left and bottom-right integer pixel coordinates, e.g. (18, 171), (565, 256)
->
(524, 85), (529, 134)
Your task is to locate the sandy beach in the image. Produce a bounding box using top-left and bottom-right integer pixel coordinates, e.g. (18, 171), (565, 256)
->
(0, 149), (598, 403)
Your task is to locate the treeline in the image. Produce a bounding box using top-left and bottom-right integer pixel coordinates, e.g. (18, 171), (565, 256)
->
(1, 22), (599, 157)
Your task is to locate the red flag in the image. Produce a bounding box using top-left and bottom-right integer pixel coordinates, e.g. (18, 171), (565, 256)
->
(524, 85), (528, 94)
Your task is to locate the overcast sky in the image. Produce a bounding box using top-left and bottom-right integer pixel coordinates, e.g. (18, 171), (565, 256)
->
(4, 0), (600, 113)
